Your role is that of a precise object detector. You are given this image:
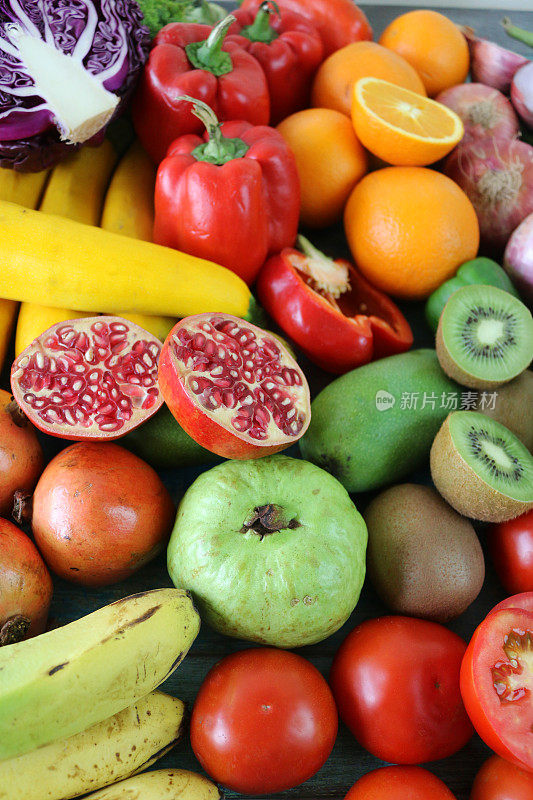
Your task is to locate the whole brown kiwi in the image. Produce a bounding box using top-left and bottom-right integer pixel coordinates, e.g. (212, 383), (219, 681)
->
(365, 483), (485, 622)
(473, 370), (533, 453)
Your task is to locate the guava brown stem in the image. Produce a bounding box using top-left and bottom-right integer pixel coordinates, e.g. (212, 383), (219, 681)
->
(0, 615), (30, 646)
(241, 504), (301, 539)
(12, 491), (33, 526)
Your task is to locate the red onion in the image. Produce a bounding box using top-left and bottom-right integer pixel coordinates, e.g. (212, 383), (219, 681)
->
(511, 62), (533, 129)
(444, 137), (533, 252)
(463, 27), (529, 93)
(504, 213), (533, 306)
(436, 83), (520, 143)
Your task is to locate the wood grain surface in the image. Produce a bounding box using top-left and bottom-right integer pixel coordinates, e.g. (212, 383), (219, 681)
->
(25, 5), (533, 800)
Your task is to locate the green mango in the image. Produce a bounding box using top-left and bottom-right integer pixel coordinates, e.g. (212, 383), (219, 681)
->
(122, 405), (221, 470)
(425, 258), (520, 332)
(167, 455), (367, 648)
(299, 350), (459, 493)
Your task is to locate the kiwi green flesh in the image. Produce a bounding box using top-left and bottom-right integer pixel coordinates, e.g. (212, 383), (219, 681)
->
(441, 284), (533, 382)
(449, 411), (533, 502)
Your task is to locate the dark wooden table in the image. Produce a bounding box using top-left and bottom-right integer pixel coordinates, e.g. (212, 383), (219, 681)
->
(29, 5), (533, 800)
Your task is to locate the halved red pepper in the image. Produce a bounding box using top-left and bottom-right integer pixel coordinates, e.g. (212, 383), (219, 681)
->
(227, 2), (324, 125)
(132, 15), (270, 163)
(256, 236), (413, 374)
(154, 97), (300, 286)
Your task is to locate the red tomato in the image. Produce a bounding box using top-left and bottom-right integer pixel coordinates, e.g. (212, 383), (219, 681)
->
(471, 755), (533, 800)
(239, 0), (373, 56)
(330, 616), (473, 764)
(491, 592), (533, 614)
(460, 607), (533, 773)
(191, 648), (338, 794)
(344, 766), (457, 800)
(489, 511), (533, 594)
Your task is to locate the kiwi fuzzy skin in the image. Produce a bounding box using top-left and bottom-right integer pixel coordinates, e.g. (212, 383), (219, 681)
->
(365, 484), (484, 623)
(436, 317), (509, 390)
(474, 370), (533, 452)
(430, 415), (533, 523)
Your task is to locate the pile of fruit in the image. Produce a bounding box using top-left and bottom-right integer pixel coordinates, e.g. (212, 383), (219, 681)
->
(0, 1), (531, 799)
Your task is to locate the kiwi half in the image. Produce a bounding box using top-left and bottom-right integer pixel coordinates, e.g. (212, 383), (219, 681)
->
(430, 411), (533, 522)
(436, 284), (533, 389)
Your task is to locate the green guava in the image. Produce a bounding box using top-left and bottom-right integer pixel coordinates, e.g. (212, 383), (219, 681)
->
(167, 455), (367, 648)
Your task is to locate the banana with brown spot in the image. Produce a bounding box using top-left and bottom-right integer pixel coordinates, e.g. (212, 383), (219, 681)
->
(84, 770), (221, 800)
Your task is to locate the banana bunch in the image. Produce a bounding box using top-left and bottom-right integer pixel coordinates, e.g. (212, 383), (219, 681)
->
(0, 589), (200, 761)
(0, 691), (186, 800)
(84, 770), (222, 799)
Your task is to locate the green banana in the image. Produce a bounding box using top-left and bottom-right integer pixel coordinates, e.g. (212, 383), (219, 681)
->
(0, 589), (200, 761)
(0, 691), (186, 800)
(84, 770), (222, 799)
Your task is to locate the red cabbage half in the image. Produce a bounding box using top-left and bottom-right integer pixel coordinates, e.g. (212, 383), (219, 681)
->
(0, 0), (150, 171)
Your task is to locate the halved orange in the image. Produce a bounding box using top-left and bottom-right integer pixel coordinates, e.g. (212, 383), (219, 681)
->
(352, 77), (464, 166)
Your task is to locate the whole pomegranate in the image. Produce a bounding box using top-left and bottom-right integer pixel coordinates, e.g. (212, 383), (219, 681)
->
(0, 518), (53, 644)
(29, 443), (175, 587)
(0, 389), (44, 517)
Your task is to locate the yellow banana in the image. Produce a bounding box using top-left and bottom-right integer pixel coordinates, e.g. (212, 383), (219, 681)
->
(84, 770), (222, 800)
(0, 201), (254, 319)
(101, 140), (176, 341)
(0, 167), (49, 208)
(0, 589), (200, 761)
(0, 691), (186, 800)
(16, 140), (119, 353)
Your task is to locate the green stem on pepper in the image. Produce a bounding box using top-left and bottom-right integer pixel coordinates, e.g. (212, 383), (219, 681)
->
(185, 14), (236, 76)
(180, 95), (250, 165)
(240, 2), (280, 43)
(296, 235), (351, 298)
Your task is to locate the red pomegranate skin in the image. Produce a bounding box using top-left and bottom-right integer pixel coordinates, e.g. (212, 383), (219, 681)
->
(31, 443), (175, 587)
(0, 518), (53, 641)
(0, 389), (44, 517)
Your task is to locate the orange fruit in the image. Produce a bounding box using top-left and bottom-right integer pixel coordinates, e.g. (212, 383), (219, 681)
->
(311, 41), (426, 117)
(277, 108), (368, 228)
(379, 10), (470, 97)
(344, 167), (479, 300)
(351, 78), (464, 166)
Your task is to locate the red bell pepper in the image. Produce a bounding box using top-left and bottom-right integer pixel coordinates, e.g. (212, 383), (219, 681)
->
(132, 15), (270, 163)
(256, 236), (413, 374)
(226, 2), (324, 125)
(240, 0), (372, 56)
(154, 97), (300, 286)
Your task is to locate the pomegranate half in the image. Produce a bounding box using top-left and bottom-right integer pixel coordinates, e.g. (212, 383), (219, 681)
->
(158, 314), (311, 459)
(11, 317), (164, 441)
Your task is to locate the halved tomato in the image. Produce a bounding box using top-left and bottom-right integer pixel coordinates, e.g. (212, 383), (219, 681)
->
(490, 592), (533, 615)
(460, 607), (533, 773)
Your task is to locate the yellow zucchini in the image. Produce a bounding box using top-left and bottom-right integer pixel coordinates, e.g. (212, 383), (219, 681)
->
(0, 167), (49, 209)
(0, 201), (253, 319)
(15, 304), (88, 357)
(40, 139), (119, 222)
(101, 141), (176, 341)
(16, 141), (119, 353)
(0, 299), (18, 372)
(101, 141), (155, 242)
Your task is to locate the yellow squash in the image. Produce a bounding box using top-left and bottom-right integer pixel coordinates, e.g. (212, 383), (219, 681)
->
(16, 141), (119, 353)
(0, 299), (18, 372)
(0, 167), (50, 366)
(0, 201), (253, 319)
(101, 140), (176, 341)
(0, 167), (49, 208)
